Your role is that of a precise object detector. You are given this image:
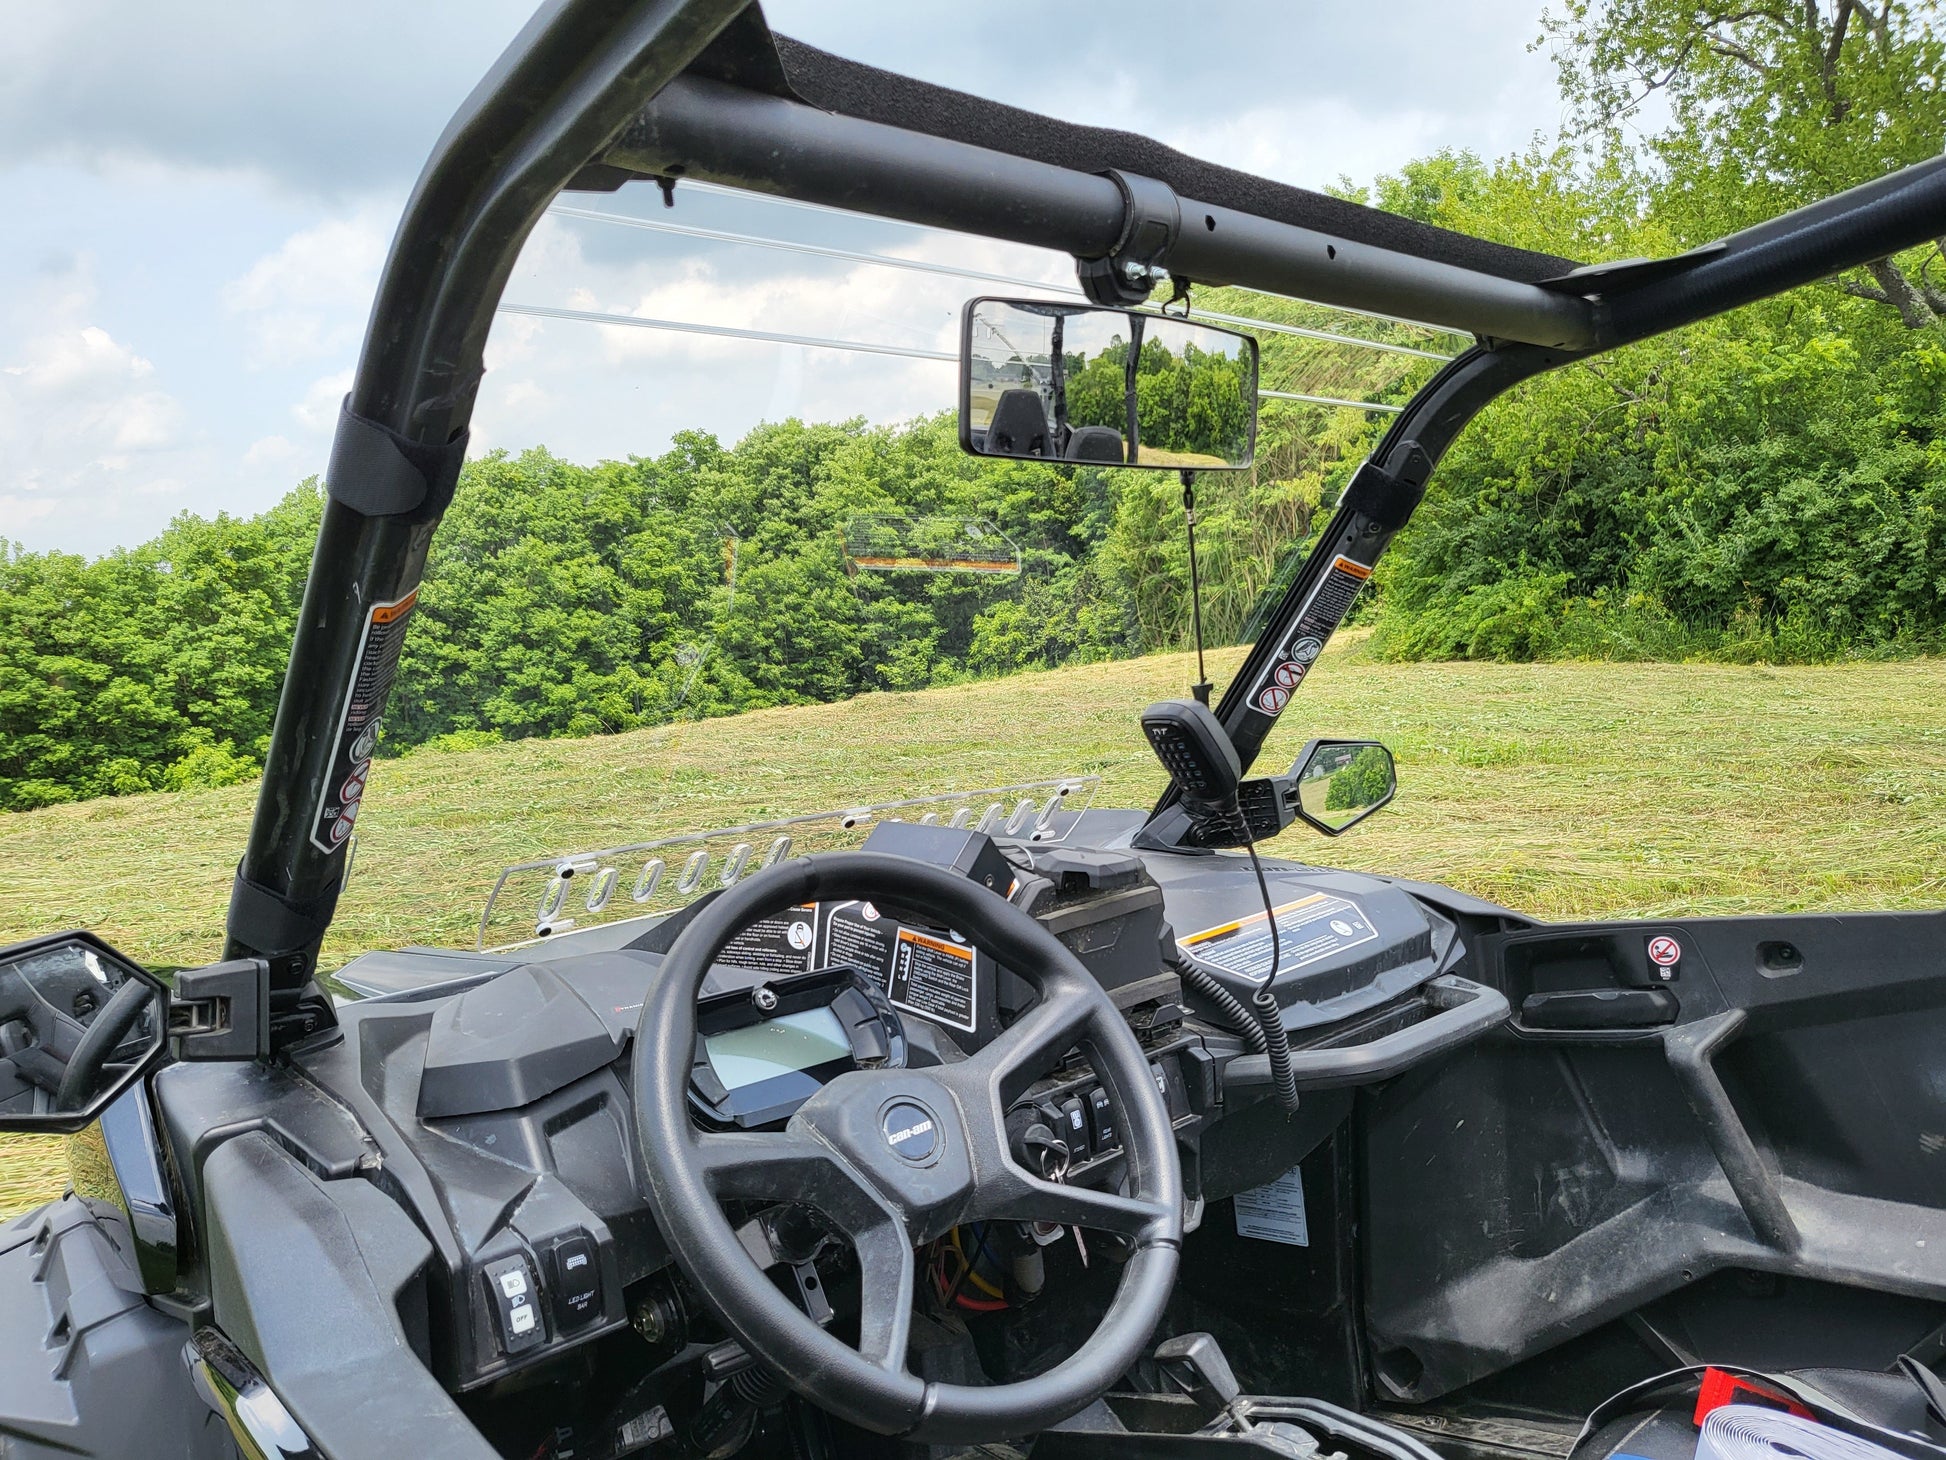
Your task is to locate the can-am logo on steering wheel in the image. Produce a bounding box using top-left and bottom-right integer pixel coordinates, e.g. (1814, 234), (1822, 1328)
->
(881, 1101), (939, 1163)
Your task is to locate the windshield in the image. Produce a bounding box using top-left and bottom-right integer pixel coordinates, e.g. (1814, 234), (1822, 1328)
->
(464, 187), (1461, 721)
(434, 190), (1464, 947)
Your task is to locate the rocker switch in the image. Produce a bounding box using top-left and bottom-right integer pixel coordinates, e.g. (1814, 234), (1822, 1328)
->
(1086, 1087), (1119, 1154)
(483, 1254), (546, 1356)
(1056, 1096), (1089, 1152)
(550, 1234), (601, 1330)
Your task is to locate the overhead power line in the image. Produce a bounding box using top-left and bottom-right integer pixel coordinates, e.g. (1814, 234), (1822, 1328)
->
(496, 301), (1405, 413)
(545, 204), (1455, 361)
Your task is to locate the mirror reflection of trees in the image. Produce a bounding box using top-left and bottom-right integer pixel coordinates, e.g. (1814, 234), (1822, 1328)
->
(1061, 333), (1254, 467)
(1323, 746), (1395, 811)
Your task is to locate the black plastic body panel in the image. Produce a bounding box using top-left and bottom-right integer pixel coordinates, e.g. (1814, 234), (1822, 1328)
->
(0, 1196), (229, 1458)
(202, 1132), (498, 1458)
(1362, 908), (1946, 1403)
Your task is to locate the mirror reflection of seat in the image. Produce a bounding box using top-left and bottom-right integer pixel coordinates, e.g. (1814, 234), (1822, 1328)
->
(986, 388), (1052, 457)
(961, 297), (1259, 469)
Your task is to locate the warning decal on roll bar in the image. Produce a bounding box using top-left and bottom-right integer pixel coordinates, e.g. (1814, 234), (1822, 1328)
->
(309, 591), (417, 855)
(1248, 555), (1372, 718)
(1179, 892), (1379, 982)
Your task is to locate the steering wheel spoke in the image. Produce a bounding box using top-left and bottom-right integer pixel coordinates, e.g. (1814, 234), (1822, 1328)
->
(696, 1128), (893, 1229)
(953, 979), (1093, 1102)
(851, 1214), (916, 1371)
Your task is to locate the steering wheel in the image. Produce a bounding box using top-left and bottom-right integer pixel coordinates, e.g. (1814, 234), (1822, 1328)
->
(632, 852), (1183, 1444)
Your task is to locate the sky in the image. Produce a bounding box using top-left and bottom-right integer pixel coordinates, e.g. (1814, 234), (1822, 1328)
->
(0, 1), (1572, 558)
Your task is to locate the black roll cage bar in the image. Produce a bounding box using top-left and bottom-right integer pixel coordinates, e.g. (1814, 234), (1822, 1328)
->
(227, 0), (1946, 1048)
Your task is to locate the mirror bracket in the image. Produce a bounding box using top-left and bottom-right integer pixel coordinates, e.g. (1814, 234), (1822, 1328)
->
(169, 958), (271, 1062)
(1077, 170), (1181, 307)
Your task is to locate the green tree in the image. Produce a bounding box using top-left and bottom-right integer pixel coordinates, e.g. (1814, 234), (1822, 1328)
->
(1542, 0), (1946, 326)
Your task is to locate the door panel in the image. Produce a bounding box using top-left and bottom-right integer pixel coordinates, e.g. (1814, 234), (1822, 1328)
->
(1361, 910), (1946, 1404)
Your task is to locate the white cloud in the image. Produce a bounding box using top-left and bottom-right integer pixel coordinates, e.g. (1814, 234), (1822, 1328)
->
(223, 210), (391, 367)
(242, 433), (298, 467)
(293, 368), (353, 435)
(0, 264), (188, 510)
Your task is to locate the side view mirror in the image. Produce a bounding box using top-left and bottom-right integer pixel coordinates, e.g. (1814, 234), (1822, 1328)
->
(0, 931), (169, 1133)
(959, 296), (1259, 470)
(1292, 739), (1396, 836)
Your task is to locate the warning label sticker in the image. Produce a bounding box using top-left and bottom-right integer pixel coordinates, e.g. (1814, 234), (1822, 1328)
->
(1247, 555), (1373, 719)
(1234, 1166), (1310, 1246)
(889, 929), (978, 1033)
(718, 903), (822, 978)
(821, 902), (982, 1034)
(1178, 892), (1380, 983)
(310, 591), (417, 854)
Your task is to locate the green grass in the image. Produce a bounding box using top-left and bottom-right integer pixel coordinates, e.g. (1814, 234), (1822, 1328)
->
(5, 640), (1946, 1216)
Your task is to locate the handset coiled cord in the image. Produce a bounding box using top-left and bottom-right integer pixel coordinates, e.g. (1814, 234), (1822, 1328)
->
(1184, 794), (1301, 1115)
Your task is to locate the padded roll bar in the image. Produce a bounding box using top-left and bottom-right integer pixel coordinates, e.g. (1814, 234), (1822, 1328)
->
(608, 76), (1603, 350)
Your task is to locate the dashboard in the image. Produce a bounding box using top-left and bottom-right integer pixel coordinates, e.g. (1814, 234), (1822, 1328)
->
(256, 808), (1491, 1410)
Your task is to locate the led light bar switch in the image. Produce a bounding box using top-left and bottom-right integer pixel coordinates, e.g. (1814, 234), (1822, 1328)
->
(1086, 1087), (1119, 1155)
(1056, 1096), (1089, 1154)
(483, 1254), (546, 1356)
(550, 1234), (601, 1330)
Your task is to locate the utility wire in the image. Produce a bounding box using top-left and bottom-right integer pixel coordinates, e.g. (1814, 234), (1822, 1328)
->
(495, 301), (1406, 413)
(495, 302), (955, 362)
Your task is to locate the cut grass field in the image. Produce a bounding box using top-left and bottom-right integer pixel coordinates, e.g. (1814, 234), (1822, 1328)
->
(5, 640), (1945, 1217)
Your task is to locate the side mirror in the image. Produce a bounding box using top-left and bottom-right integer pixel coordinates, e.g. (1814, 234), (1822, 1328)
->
(0, 932), (168, 1134)
(959, 296), (1258, 470)
(1292, 740), (1396, 836)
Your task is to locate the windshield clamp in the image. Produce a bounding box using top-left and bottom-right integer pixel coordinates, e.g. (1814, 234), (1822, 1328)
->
(1078, 170), (1182, 307)
(169, 958), (271, 1062)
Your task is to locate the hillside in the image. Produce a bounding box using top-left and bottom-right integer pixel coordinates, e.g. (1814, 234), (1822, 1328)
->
(6, 641), (1945, 965)
(5, 643), (1946, 1216)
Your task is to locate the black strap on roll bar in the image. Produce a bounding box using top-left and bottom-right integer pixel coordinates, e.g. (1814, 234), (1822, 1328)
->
(228, 867), (343, 975)
(324, 397), (470, 521)
(1337, 444), (1437, 532)
(1078, 170), (1182, 307)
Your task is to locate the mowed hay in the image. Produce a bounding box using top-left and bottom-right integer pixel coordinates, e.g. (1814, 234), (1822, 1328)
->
(4, 645), (1945, 1216)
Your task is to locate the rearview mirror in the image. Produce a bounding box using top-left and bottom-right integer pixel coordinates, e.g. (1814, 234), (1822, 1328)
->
(959, 297), (1258, 470)
(0, 932), (167, 1133)
(1292, 740), (1396, 836)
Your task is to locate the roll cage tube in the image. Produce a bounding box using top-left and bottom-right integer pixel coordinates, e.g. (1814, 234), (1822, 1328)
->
(1140, 156), (1946, 839)
(232, 0), (1946, 1030)
(610, 76), (1601, 350)
(227, 0), (751, 1046)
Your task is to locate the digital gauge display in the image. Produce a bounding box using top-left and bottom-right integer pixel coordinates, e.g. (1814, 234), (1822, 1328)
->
(688, 967), (908, 1130)
(704, 1006), (852, 1093)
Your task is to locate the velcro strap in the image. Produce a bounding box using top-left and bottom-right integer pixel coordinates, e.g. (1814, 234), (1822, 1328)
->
(324, 396), (469, 521)
(1339, 441), (1435, 531)
(227, 867), (344, 960)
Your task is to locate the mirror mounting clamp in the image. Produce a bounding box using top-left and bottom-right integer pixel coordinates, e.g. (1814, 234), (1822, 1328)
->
(1077, 170), (1182, 307)
(169, 958), (271, 1062)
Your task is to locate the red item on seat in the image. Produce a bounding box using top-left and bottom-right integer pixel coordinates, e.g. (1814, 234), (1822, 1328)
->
(1693, 1368), (1819, 1427)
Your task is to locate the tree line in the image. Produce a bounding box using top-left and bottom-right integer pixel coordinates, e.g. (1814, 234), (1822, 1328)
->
(0, 405), (1368, 811)
(6, 0), (1946, 811)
